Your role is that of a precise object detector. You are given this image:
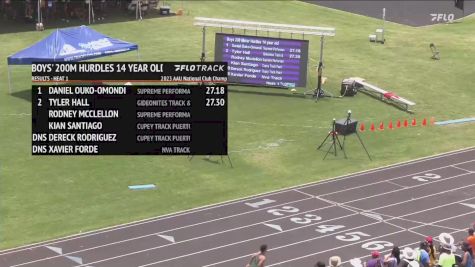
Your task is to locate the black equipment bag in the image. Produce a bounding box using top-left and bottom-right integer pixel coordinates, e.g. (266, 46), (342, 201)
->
(340, 79), (359, 97)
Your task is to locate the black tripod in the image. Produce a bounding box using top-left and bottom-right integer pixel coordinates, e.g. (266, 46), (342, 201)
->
(317, 119), (346, 159)
(313, 61), (326, 101)
(341, 111), (372, 161)
(188, 154), (233, 168)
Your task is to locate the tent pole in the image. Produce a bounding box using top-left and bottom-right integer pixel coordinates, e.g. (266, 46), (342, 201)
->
(136, 50), (141, 61)
(8, 65), (13, 95)
(319, 35), (324, 64)
(200, 26), (206, 62)
(37, 0), (41, 24)
(91, 0), (95, 23)
(88, 1), (91, 24)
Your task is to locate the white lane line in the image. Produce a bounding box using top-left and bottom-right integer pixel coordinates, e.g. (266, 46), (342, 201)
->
(0, 192), (308, 255)
(360, 212), (384, 221)
(367, 178), (475, 211)
(409, 209), (475, 231)
(35, 174), (475, 267)
(374, 196), (475, 221)
(317, 187), (475, 229)
(342, 172), (473, 206)
(293, 189), (317, 198)
(451, 165), (475, 173)
(385, 180), (407, 188)
(324, 201), (447, 232)
(2, 147), (474, 256)
(206, 229), (407, 267)
(317, 194), (475, 233)
(319, 161), (474, 198)
(282, 226), (469, 267)
(407, 228), (432, 239)
(43, 246), (86, 267)
(345, 195), (475, 229)
(75, 212), (361, 267)
(10, 197), (326, 267)
(147, 220), (388, 267)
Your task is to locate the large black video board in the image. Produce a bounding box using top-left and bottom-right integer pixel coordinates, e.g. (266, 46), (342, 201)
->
(215, 33), (309, 88)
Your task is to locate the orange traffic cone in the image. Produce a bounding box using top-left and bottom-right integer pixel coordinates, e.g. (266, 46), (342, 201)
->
(422, 118), (427, 126)
(404, 119), (408, 127)
(397, 119), (401, 128)
(412, 118), (417, 126)
(370, 123), (375, 132)
(360, 123), (365, 132)
(379, 122), (384, 131)
(388, 121), (393, 130)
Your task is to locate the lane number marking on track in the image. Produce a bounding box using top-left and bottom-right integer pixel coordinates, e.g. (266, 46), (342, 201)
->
(290, 214), (322, 225)
(412, 173), (442, 182)
(336, 231), (371, 242)
(439, 232), (455, 245)
(267, 206), (299, 216)
(362, 240), (394, 250)
(245, 198), (276, 208)
(316, 225), (346, 233)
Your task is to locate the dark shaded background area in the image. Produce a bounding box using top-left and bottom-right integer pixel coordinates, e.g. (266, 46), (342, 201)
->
(0, 0), (176, 34)
(303, 0), (475, 26)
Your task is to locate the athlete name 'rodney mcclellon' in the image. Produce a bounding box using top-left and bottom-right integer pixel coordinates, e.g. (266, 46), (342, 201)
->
(48, 109), (119, 118)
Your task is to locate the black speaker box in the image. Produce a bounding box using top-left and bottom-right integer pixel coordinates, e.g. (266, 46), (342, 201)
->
(335, 118), (358, 136)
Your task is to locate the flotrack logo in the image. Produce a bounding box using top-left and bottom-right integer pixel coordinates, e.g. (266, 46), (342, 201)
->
(430, 13), (455, 22)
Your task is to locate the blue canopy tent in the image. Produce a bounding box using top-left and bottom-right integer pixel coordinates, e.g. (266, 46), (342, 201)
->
(7, 25), (139, 94)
